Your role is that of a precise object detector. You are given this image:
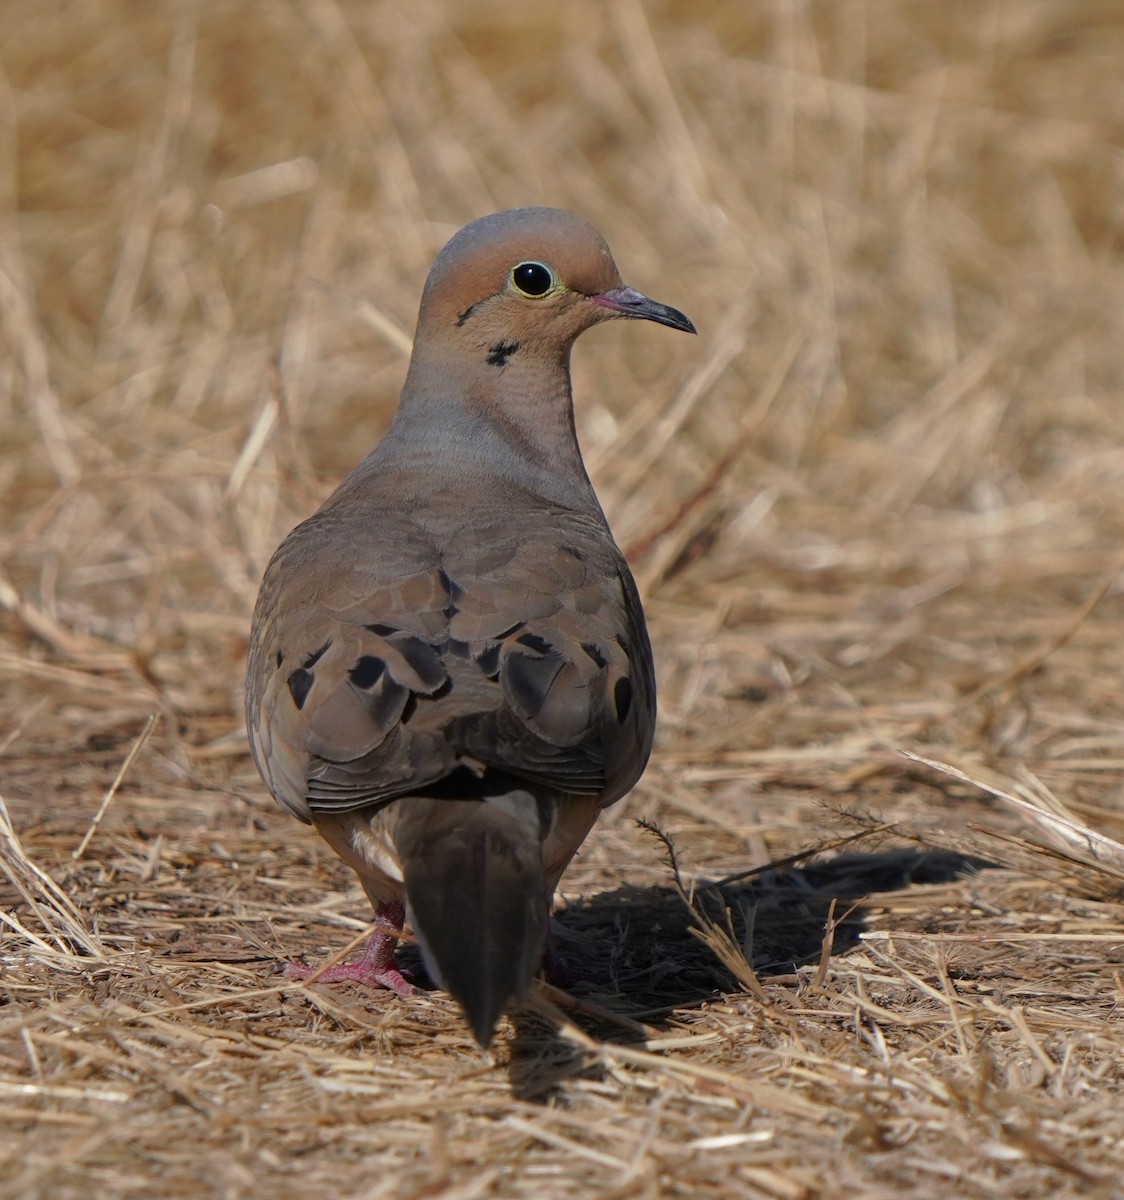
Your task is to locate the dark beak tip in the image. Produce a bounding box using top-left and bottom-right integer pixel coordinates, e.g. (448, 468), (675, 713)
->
(654, 306), (697, 336)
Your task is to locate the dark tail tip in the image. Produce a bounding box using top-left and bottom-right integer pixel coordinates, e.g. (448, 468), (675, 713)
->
(398, 800), (549, 1047)
(461, 976), (507, 1050)
(427, 882), (540, 1048)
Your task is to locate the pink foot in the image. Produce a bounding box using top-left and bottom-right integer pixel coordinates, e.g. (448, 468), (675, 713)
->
(285, 902), (417, 997)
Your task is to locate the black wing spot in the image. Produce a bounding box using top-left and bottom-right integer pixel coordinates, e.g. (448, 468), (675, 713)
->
(287, 667), (315, 710)
(516, 632), (552, 655)
(394, 637), (445, 689)
(581, 641), (607, 668)
(302, 640), (331, 670)
(506, 651), (563, 718)
(366, 622), (398, 637)
(495, 622), (524, 639)
(438, 567), (463, 601)
(349, 655), (386, 690)
(476, 643), (501, 677)
(486, 339), (520, 368)
(614, 676), (633, 723)
(400, 681), (450, 724)
(275, 649), (284, 669)
(438, 567), (461, 619)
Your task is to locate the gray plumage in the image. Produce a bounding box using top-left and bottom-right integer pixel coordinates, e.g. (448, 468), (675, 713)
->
(246, 208), (695, 1046)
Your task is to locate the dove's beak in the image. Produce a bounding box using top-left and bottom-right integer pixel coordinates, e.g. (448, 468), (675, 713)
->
(591, 286), (697, 334)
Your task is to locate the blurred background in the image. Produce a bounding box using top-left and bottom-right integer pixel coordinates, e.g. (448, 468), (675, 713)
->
(2, 2), (1124, 1193)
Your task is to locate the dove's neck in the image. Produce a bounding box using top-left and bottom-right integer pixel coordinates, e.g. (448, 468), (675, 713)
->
(379, 342), (605, 517)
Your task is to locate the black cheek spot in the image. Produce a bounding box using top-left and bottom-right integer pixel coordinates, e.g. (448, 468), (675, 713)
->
(614, 676), (633, 723)
(349, 655), (386, 689)
(486, 339), (520, 368)
(287, 668), (315, 710)
(456, 303), (477, 327)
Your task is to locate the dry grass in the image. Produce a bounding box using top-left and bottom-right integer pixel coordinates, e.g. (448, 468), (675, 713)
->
(2, 1), (1124, 1196)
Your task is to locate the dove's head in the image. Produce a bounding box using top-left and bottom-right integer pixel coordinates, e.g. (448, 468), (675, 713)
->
(415, 208), (695, 363)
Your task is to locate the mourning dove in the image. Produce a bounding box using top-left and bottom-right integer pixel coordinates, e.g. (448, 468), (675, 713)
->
(246, 207), (695, 1046)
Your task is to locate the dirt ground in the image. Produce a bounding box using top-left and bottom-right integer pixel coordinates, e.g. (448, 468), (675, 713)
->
(2, 2), (1124, 1197)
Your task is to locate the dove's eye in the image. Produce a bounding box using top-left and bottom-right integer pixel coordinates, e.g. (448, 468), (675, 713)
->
(510, 261), (555, 298)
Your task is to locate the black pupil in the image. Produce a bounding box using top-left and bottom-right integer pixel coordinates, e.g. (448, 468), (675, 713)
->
(513, 262), (552, 296)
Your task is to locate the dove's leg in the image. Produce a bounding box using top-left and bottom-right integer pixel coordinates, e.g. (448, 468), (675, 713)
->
(285, 901), (416, 996)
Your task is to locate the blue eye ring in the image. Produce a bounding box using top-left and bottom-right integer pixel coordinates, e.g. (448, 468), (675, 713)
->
(510, 261), (555, 298)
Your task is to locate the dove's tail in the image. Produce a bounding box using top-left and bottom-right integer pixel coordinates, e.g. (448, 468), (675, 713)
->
(394, 779), (550, 1047)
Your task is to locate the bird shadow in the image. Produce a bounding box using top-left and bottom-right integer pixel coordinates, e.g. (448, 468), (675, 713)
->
(504, 845), (991, 1099)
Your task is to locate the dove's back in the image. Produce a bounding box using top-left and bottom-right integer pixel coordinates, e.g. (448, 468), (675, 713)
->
(246, 207), (693, 1045)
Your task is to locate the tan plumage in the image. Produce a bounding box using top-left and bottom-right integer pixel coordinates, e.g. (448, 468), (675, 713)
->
(246, 208), (695, 1046)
